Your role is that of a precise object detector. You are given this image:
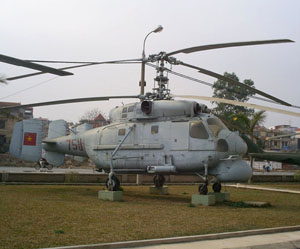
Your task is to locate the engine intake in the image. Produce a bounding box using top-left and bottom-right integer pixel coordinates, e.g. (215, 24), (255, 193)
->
(141, 101), (152, 114)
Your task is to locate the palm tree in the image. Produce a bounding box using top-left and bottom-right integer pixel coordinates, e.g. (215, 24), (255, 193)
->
(230, 110), (266, 140)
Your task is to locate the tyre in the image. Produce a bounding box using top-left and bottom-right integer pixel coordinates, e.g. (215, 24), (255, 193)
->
(198, 184), (208, 195)
(212, 182), (222, 193)
(46, 164), (53, 170)
(35, 163), (41, 170)
(106, 175), (120, 191)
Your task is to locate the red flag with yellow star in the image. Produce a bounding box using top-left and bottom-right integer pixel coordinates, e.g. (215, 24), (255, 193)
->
(23, 132), (37, 146)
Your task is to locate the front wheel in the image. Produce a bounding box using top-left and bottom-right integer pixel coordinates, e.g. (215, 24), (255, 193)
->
(198, 184), (208, 195)
(46, 164), (53, 170)
(106, 175), (120, 191)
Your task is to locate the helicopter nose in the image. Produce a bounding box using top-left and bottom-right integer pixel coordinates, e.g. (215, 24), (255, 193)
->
(217, 129), (248, 156)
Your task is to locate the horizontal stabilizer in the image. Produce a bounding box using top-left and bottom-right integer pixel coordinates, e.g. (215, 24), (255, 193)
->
(45, 151), (65, 166)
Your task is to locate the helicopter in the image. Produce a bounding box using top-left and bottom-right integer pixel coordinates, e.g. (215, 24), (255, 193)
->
(0, 29), (297, 194)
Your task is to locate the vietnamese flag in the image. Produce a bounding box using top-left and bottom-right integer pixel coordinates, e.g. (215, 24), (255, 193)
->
(23, 132), (37, 146)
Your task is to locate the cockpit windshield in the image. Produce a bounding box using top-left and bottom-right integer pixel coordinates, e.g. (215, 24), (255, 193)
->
(207, 118), (227, 136)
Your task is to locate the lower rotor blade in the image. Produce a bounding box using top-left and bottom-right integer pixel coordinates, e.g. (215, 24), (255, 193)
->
(7, 59), (142, 81)
(174, 95), (300, 117)
(179, 61), (291, 106)
(0, 95), (140, 110)
(0, 54), (73, 76)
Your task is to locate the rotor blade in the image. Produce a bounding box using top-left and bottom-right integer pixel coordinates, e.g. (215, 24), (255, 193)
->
(146, 62), (300, 110)
(0, 95), (140, 110)
(166, 39), (294, 56)
(0, 54), (73, 76)
(6, 59), (142, 81)
(174, 95), (300, 117)
(25, 58), (142, 64)
(179, 61), (291, 106)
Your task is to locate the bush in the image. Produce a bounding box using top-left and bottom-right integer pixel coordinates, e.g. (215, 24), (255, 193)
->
(294, 171), (300, 182)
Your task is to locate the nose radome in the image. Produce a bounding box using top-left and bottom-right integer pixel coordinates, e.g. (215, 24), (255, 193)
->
(217, 129), (248, 156)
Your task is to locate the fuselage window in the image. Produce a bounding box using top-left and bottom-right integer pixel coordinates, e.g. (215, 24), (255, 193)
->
(207, 118), (227, 136)
(128, 106), (134, 112)
(122, 107), (128, 113)
(118, 128), (126, 136)
(190, 121), (209, 139)
(151, 125), (159, 134)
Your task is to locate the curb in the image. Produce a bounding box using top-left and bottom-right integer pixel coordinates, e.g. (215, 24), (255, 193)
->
(42, 225), (300, 249)
(227, 184), (300, 194)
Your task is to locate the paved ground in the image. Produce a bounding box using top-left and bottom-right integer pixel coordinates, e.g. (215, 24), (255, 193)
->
(135, 231), (300, 249)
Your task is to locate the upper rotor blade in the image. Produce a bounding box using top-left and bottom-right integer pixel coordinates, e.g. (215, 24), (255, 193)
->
(6, 58), (142, 81)
(174, 95), (300, 117)
(166, 39), (294, 56)
(0, 95), (140, 110)
(0, 54), (73, 76)
(179, 61), (291, 106)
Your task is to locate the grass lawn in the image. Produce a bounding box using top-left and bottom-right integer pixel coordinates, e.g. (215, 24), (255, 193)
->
(1, 184), (300, 249)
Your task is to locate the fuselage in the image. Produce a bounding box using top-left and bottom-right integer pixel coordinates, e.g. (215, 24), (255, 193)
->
(43, 100), (252, 182)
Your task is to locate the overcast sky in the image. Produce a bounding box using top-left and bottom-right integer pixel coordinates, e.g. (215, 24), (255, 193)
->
(1, 0), (300, 128)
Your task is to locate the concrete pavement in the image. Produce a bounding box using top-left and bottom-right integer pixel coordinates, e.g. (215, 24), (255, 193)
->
(43, 227), (300, 249)
(135, 231), (300, 249)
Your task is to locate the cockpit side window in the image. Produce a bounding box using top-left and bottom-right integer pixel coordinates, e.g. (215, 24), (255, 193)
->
(122, 107), (128, 113)
(207, 118), (227, 136)
(190, 121), (209, 139)
(128, 105), (134, 112)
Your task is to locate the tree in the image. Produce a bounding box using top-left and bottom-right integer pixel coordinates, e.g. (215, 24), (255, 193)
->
(212, 72), (255, 121)
(230, 110), (266, 135)
(79, 108), (107, 123)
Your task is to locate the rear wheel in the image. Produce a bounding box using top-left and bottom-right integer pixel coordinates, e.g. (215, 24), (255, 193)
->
(106, 175), (120, 191)
(35, 163), (41, 170)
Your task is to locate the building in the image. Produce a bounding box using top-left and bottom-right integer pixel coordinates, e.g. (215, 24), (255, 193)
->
(93, 114), (108, 128)
(253, 124), (299, 151)
(0, 102), (33, 153)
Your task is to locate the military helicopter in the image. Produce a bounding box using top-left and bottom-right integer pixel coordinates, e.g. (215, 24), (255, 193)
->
(0, 27), (297, 194)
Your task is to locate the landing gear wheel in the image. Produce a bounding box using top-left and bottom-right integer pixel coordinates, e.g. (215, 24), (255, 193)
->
(106, 175), (120, 191)
(154, 175), (165, 188)
(198, 183), (208, 195)
(212, 182), (222, 193)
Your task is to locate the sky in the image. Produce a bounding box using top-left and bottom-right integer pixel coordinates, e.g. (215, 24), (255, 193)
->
(1, 0), (300, 128)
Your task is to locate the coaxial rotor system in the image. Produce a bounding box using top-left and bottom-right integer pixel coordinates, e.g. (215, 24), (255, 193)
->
(0, 38), (296, 112)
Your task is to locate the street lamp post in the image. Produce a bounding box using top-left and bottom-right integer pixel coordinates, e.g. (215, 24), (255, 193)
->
(140, 25), (163, 96)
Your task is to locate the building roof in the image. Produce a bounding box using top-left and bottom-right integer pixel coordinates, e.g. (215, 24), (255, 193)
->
(94, 114), (106, 121)
(0, 102), (20, 107)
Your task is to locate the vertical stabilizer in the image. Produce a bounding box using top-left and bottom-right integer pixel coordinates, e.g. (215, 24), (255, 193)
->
(9, 119), (43, 162)
(44, 119), (67, 166)
(47, 119), (67, 139)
